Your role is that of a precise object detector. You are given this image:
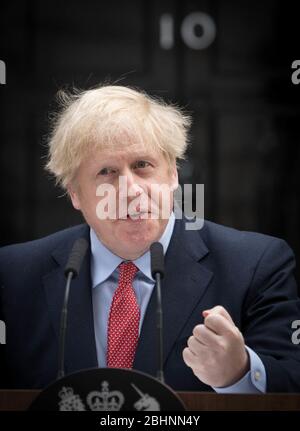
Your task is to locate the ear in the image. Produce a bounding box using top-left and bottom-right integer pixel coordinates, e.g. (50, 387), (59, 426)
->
(67, 183), (81, 211)
(169, 164), (179, 191)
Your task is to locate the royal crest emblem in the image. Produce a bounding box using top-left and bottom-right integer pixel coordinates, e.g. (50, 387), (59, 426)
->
(86, 381), (125, 411)
(131, 383), (160, 411)
(58, 386), (86, 411)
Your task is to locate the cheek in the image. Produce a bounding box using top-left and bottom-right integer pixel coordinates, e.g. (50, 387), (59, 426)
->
(81, 185), (99, 206)
(78, 190), (101, 221)
(148, 186), (174, 211)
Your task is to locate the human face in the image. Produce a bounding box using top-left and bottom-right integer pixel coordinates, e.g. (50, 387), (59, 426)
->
(68, 142), (178, 260)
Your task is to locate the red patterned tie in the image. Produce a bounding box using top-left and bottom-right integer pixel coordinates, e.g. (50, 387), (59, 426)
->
(107, 261), (140, 368)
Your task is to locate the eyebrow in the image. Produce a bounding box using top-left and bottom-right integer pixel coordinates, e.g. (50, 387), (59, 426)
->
(99, 154), (157, 166)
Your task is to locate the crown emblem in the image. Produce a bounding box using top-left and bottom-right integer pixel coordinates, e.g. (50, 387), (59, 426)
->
(86, 381), (124, 411)
(58, 386), (86, 411)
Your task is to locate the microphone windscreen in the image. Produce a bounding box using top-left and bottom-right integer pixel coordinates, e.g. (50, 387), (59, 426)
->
(150, 242), (165, 279)
(64, 238), (89, 278)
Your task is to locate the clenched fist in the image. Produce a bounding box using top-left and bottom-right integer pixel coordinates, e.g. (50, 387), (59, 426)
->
(182, 305), (249, 388)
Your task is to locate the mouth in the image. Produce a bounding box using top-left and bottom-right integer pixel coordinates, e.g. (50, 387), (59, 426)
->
(116, 210), (160, 221)
(126, 212), (149, 221)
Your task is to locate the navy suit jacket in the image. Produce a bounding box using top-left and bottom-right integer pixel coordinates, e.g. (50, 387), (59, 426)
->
(1, 218), (300, 391)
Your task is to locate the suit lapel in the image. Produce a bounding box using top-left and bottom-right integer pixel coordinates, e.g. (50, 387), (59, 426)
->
(133, 218), (213, 376)
(43, 225), (98, 375)
(42, 219), (213, 378)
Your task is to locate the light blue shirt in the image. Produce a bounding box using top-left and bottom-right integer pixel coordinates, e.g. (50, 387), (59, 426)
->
(90, 213), (266, 393)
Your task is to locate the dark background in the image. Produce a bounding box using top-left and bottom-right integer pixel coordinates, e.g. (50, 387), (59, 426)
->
(0, 0), (300, 286)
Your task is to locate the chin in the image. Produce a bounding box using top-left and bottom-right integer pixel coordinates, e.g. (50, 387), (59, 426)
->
(119, 221), (160, 250)
(122, 230), (155, 247)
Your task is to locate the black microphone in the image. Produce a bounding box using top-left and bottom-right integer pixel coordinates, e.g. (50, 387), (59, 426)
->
(150, 242), (165, 383)
(64, 238), (89, 278)
(57, 238), (89, 379)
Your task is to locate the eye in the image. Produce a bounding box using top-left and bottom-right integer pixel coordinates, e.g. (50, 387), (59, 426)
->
(134, 160), (151, 169)
(98, 167), (116, 176)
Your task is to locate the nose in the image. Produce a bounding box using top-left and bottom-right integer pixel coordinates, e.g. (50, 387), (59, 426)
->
(121, 168), (143, 197)
(116, 168), (141, 217)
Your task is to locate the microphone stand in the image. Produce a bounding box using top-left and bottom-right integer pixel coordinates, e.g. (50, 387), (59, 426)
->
(155, 271), (164, 383)
(57, 237), (88, 380)
(57, 270), (74, 379)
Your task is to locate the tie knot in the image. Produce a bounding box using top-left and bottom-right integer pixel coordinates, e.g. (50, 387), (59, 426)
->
(118, 261), (138, 284)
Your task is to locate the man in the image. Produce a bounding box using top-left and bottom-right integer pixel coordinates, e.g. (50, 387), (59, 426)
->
(0, 85), (300, 392)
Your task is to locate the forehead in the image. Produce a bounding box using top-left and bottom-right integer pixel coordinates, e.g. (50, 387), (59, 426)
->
(90, 142), (163, 164)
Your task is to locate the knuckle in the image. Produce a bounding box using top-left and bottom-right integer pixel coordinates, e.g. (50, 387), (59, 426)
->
(182, 347), (189, 357)
(193, 324), (204, 338)
(205, 314), (215, 325)
(187, 335), (194, 347)
(182, 348), (192, 365)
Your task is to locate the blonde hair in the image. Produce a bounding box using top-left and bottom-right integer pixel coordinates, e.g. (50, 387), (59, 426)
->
(46, 84), (192, 189)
